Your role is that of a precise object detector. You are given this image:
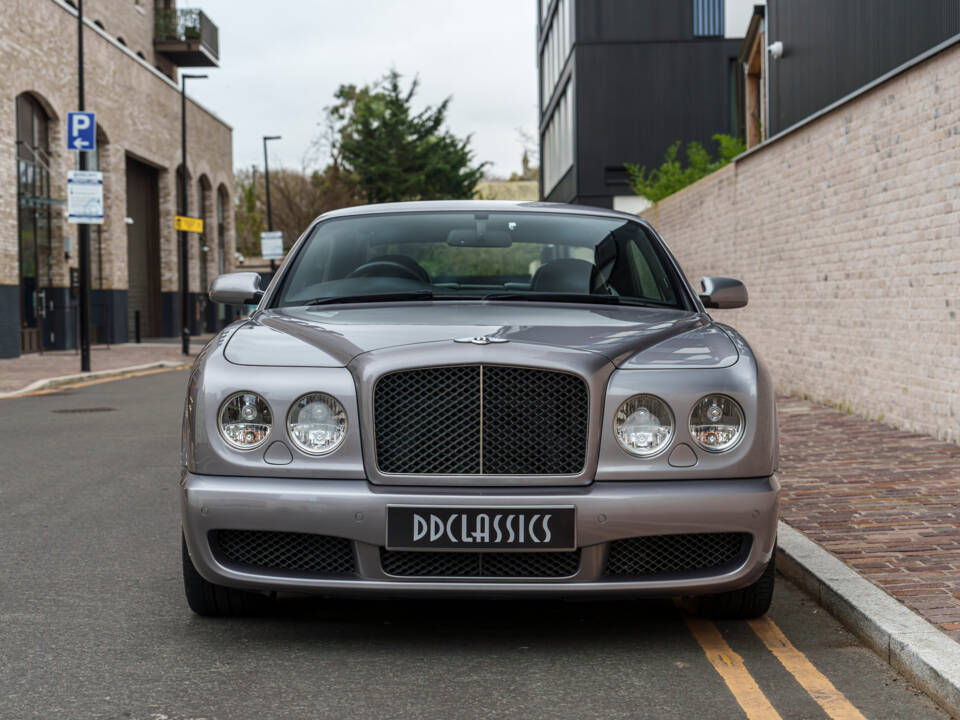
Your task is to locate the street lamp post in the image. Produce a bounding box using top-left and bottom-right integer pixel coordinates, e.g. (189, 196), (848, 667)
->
(77, 0), (91, 371)
(262, 135), (281, 272)
(180, 73), (207, 356)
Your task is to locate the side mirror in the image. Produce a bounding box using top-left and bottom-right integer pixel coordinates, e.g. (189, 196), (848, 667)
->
(210, 272), (264, 305)
(699, 276), (748, 309)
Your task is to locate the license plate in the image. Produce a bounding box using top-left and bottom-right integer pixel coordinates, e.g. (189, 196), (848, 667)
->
(386, 506), (576, 551)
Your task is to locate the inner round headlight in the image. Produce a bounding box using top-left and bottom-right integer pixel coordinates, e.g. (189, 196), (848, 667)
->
(689, 394), (744, 452)
(218, 391), (272, 449)
(614, 394), (674, 456)
(287, 392), (347, 455)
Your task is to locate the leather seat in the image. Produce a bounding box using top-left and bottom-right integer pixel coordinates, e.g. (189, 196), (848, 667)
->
(531, 258), (605, 293)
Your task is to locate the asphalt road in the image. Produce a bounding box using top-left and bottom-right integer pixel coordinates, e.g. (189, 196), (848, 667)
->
(0, 369), (949, 720)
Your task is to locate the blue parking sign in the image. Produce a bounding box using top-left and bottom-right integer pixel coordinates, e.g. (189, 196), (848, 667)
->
(66, 112), (96, 151)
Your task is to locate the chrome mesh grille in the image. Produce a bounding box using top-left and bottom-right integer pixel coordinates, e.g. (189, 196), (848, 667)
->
(212, 530), (356, 576)
(481, 366), (589, 475)
(380, 548), (582, 578)
(604, 533), (749, 577)
(375, 365), (481, 474)
(374, 365), (588, 475)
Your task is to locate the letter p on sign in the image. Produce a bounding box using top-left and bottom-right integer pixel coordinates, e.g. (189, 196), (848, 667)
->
(67, 112), (96, 151)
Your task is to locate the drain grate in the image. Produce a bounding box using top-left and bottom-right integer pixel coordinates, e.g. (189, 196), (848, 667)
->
(52, 407), (116, 414)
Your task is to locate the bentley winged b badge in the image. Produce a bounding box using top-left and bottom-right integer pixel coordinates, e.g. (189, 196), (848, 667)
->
(453, 336), (509, 345)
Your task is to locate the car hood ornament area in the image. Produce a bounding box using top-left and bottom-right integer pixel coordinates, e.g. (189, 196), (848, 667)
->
(454, 336), (509, 345)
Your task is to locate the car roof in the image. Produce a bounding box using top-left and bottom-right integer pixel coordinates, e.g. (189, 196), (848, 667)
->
(314, 200), (653, 228)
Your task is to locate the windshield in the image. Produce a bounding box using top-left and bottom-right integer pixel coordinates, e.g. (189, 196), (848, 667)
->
(272, 211), (687, 308)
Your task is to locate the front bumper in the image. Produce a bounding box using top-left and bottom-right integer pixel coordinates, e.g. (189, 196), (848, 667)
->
(181, 473), (779, 597)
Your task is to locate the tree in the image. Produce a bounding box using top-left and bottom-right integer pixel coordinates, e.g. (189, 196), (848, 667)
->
(625, 133), (745, 203)
(326, 70), (487, 203)
(509, 128), (539, 182)
(233, 163), (362, 259)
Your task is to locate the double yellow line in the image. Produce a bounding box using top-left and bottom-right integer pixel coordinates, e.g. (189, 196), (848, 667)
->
(685, 616), (868, 720)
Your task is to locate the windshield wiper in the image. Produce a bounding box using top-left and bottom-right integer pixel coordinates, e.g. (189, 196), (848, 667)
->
(304, 291), (489, 306)
(483, 293), (674, 309)
(484, 293), (619, 305)
(305, 291), (437, 306)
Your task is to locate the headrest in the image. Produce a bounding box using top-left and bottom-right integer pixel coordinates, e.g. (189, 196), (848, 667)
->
(531, 258), (601, 293)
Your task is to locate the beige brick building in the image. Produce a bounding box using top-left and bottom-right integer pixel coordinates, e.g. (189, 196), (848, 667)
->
(642, 39), (960, 443)
(0, 0), (235, 358)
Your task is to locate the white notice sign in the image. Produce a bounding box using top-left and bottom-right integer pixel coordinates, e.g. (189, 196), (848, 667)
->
(261, 230), (284, 259)
(67, 170), (104, 224)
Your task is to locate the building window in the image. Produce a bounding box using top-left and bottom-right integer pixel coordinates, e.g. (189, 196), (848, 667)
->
(693, 0), (724, 37)
(15, 94), (52, 354)
(541, 79), (574, 196)
(540, 0), (575, 110)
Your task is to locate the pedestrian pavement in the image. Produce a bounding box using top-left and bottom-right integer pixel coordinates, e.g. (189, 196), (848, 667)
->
(777, 395), (960, 644)
(0, 339), (209, 394)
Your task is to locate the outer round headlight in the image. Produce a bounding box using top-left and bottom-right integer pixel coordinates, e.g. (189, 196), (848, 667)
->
(287, 393), (347, 455)
(689, 394), (744, 452)
(614, 394), (674, 456)
(218, 391), (272, 449)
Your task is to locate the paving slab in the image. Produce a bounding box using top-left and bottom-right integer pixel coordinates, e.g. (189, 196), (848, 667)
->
(776, 396), (960, 716)
(778, 395), (960, 644)
(0, 342), (203, 394)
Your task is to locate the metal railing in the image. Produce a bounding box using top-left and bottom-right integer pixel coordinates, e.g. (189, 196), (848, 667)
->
(155, 8), (219, 61)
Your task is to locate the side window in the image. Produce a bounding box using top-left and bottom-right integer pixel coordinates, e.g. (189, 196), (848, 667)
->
(603, 229), (677, 304)
(626, 241), (663, 300)
(570, 247), (594, 263)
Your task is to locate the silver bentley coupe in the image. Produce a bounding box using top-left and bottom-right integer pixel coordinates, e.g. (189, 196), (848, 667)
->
(181, 201), (779, 618)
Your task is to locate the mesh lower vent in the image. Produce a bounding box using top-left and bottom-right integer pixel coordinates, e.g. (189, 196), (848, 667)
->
(212, 530), (356, 576)
(380, 548), (581, 578)
(604, 533), (749, 577)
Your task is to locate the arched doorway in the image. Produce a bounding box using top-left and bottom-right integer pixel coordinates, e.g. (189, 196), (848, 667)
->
(197, 175), (211, 333)
(216, 184), (228, 326)
(15, 93), (54, 353)
(126, 156), (161, 339)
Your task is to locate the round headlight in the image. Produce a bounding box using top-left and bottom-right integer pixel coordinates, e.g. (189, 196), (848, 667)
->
(614, 394), (674, 456)
(218, 391), (272, 449)
(689, 394), (744, 452)
(287, 393), (347, 455)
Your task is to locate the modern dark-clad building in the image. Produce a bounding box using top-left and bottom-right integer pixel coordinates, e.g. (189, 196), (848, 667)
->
(537, 0), (757, 210)
(746, 0), (960, 142)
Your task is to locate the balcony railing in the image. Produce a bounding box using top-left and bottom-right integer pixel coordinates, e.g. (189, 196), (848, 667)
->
(154, 8), (219, 66)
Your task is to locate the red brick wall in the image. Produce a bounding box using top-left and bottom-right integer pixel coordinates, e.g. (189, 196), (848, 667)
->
(643, 42), (960, 443)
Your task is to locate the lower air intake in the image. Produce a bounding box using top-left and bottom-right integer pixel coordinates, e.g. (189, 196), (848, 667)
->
(211, 529), (356, 576)
(604, 533), (749, 578)
(380, 548), (581, 578)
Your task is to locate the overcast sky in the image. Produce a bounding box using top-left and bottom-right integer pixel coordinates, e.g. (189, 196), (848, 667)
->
(186, 0), (539, 179)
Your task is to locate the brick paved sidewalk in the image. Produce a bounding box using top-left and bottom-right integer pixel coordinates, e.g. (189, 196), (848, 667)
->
(0, 341), (208, 394)
(778, 396), (960, 642)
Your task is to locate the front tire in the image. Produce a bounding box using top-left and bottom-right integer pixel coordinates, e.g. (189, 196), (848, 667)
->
(182, 535), (273, 617)
(681, 546), (776, 619)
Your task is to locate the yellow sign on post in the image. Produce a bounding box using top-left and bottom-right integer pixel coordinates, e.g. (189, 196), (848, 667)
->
(174, 215), (204, 233)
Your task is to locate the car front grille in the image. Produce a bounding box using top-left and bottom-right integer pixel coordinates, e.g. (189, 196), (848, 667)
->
(380, 548), (582, 578)
(603, 532), (750, 578)
(374, 365), (589, 475)
(211, 530), (356, 576)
